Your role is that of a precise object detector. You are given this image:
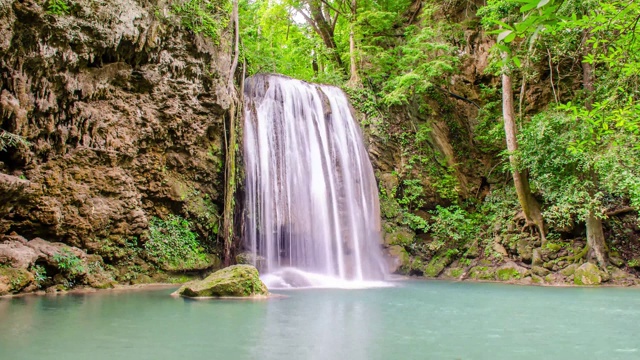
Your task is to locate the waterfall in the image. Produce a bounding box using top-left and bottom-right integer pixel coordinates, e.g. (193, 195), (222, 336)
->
(243, 74), (386, 288)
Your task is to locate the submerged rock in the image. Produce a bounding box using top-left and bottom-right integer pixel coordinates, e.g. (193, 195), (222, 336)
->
(175, 265), (268, 298)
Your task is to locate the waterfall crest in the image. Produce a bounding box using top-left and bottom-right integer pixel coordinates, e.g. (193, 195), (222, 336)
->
(243, 74), (386, 288)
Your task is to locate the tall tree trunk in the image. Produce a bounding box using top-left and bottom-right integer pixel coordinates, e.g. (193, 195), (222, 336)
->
(586, 209), (607, 267)
(502, 72), (546, 242)
(306, 0), (344, 69)
(581, 28), (607, 266)
(347, 0), (359, 85)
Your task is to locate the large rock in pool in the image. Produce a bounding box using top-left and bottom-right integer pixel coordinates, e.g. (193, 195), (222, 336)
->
(175, 265), (269, 298)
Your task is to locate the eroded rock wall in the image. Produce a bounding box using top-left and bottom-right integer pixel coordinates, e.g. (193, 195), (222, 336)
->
(0, 0), (234, 293)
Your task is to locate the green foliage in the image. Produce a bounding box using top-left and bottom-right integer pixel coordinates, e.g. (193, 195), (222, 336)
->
(379, 7), (460, 106)
(429, 205), (479, 247)
(145, 215), (208, 269)
(0, 130), (30, 152)
(31, 265), (47, 287)
(240, 0), (341, 82)
(519, 111), (640, 228)
(53, 249), (85, 276)
(172, 0), (230, 44)
(46, 0), (69, 15)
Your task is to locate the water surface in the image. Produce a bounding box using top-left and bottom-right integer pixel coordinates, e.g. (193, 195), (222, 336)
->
(1, 281), (639, 360)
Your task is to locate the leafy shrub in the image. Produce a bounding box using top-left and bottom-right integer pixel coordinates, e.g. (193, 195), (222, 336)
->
(53, 249), (85, 276)
(0, 130), (30, 152)
(46, 0), (69, 15)
(172, 0), (230, 44)
(145, 215), (208, 269)
(31, 265), (47, 287)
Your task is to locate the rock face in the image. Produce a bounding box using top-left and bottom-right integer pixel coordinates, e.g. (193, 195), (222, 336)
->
(175, 265), (269, 298)
(0, 233), (116, 295)
(0, 0), (236, 292)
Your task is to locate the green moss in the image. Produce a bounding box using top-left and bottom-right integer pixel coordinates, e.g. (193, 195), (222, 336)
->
(468, 266), (495, 280)
(423, 255), (454, 278)
(0, 267), (33, 293)
(574, 263), (602, 286)
(496, 268), (522, 281)
(176, 265), (268, 298)
(444, 267), (464, 278)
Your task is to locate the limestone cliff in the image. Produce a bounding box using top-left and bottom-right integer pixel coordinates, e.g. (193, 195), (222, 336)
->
(0, 0), (236, 294)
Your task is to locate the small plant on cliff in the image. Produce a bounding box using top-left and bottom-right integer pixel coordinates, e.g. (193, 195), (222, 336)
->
(0, 130), (30, 152)
(172, 0), (230, 44)
(46, 0), (69, 15)
(53, 249), (85, 276)
(31, 265), (47, 287)
(145, 215), (208, 269)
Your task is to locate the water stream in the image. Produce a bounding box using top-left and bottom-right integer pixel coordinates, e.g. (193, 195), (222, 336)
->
(243, 74), (386, 288)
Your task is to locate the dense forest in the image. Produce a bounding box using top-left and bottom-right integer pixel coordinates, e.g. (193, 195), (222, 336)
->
(1, 0), (639, 294)
(234, 0), (640, 283)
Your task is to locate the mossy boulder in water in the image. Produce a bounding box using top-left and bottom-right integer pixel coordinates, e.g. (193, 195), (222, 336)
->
(574, 263), (602, 286)
(175, 265), (268, 298)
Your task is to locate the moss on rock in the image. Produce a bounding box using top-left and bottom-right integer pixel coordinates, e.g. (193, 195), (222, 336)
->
(495, 262), (528, 281)
(423, 255), (453, 278)
(175, 265), (268, 298)
(0, 267), (34, 295)
(574, 263), (602, 286)
(468, 266), (496, 280)
(442, 267), (464, 279)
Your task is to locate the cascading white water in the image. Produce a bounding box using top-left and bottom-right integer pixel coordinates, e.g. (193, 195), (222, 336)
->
(243, 74), (387, 288)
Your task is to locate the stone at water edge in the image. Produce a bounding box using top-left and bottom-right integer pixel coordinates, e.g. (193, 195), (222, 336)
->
(174, 265), (269, 298)
(573, 262), (603, 286)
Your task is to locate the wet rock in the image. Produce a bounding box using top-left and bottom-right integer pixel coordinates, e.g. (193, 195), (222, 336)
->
(0, 267), (34, 295)
(531, 265), (550, 277)
(610, 268), (636, 285)
(384, 228), (415, 246)
(468, 266), (496, 280)
(608, 256), (625, 268)
(516, 238), (533, 263)
(423, 255), (453, 278)
(574, 263), (602, 286)
(464, 241), (479, 259)
(385, 245), (411, 274)
(235, 252), (266, 270)
(442, 267), (465, 279)
(532, 248), (543, 266)
(0, 235), (38, 269)
(496, 262), (528, 281)
(560, 264), (579, 277)
(493, 242), (508, 257)
(175, 265), (268, 298)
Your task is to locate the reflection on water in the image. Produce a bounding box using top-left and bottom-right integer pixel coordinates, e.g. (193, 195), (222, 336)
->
(1, 281), (640, 360)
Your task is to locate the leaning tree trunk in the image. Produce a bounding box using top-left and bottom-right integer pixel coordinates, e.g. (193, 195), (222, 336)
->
(581, 28), (607, 266)
(502, 72), (546, 243)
